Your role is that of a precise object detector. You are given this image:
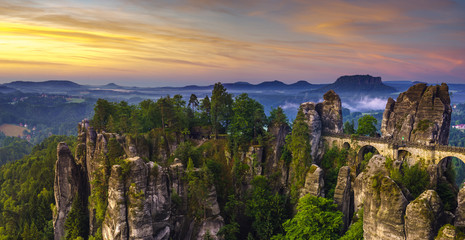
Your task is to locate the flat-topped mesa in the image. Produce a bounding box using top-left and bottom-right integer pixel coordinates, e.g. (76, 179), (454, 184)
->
(381, 83), (451, 145)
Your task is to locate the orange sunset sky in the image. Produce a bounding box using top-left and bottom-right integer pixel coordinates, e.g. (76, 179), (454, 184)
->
(1, 0), (464, 86)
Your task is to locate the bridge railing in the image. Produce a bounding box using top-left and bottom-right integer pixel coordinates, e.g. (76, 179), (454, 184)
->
(322, 133), (465, 154)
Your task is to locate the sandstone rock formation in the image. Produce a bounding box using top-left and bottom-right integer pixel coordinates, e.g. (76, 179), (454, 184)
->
(55, 120), (224, 240)
(102, 165), (128, 240)
(405, 190), (443, 240)
(381, 83), (452, 145)
(435, 224), (464, 240)
(53, 142), (85, 240)
(334, 166), (353, 232)
(318, 90), (343, 134)
(299, 90), (343, 161)
(353, 154), (408, 240)
(300, 164), (325, 198)
(300, 102), (322, 161)
(455, 187), (465, 230)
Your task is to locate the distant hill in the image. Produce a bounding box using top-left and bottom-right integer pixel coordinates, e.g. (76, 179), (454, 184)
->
(313, 75), (396, 95)
(6, 80), (83, 89)
(4, 80), (84, 94)
(0, 85), (18, 94)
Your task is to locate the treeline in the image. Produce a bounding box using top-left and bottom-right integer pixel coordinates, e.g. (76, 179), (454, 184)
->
(0, 134), (33, 166)
(91, 83), (287, 153)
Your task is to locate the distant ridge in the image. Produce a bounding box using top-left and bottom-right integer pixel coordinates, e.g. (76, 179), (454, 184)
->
(6, 80), (83, 88)
(314, 75), (396, 94)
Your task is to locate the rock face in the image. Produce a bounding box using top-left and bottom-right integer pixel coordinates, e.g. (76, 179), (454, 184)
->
(319, 90), (343, 134)
(381, 83), (451, 145)
(353, 154), (408, 240)
(54, 120), (224, 240)
(405, 190), (443, 240)
(53, 142), (86, 240)
(102, 165), (128, 240)
(334, 166), (353, 232)
(299, 90), (343, 161)
(300, 102), (322, 161)
(435, 224), (463, 240)
(455, 187), (465, 230)
(300, 164), (325, 198)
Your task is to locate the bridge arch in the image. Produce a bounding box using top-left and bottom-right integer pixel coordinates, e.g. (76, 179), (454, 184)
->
(343, 142), (350, 150)
(358, 144), (380, 165)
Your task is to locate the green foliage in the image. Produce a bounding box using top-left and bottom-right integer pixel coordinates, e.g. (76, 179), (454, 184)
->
(273, 194), (343, 240)
(211, 82), (233, 138)
(289, 109), (312, 202)
(437, 180), (457, 212)
(390, 162), (429, 199)
(340, 209), (363, 240)
(413, 119), (432, 134)
(321, 146), (348, 199)
(0, 136), (33, 166)
(89, 165), (109, 234)
(356, 115), (378, 137)
(268, 107), (288, 126)
(343, 120), (355, 135)
(246, 176), (287, 240)
(187, 164), (211, 220)
(174, 141), (201, 167)
(435, 224), (465, 240)
(0, 135), (76, 239)
(218, 221), (240, 240)
(360, 152), (373, 172)
(229, 93), (267, 152)
(106, 137), (124, 164)
(64, 194), (89, 240)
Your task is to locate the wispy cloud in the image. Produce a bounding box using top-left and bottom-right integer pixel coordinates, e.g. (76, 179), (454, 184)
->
(0, 0), (463, 84)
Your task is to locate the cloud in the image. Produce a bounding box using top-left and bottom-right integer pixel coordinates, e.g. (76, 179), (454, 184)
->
(0, 0), (464, 84)
(0, 59), (69, 66)
(280, 102), (300, 110)
(342, 96), (388, 112)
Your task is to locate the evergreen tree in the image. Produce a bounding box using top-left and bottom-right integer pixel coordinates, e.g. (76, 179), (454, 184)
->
(357, 115), (378, 137)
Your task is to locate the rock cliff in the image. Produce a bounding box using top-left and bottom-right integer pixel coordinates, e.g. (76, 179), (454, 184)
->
(300, 90), (343, 161)
(381, 83), (452, 145)
(54, 120), (224, 240)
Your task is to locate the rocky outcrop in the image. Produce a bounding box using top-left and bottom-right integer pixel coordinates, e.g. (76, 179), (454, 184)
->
(126, 157), (154, 239)
(300, 102), (322, 161)
(300, 164), (325, 198)
(381, 83), (452, 145)
(53, 142), (86, 240)
(318, 90), (343, 134)
(353, 154), (408, 240)
(102, 165), (128, 240)
(300, 90), (343, 161)
(268, 123), (290, 168)
(405, 190), (443, 240)
(55, 120), (224, 240)
(455, 187), (465, 230)
(334, 166), (353, 231)
(435, 224), (464, 240)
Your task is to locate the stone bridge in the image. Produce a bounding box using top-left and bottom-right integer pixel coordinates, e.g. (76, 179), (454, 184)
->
(322, 133), (465, 165)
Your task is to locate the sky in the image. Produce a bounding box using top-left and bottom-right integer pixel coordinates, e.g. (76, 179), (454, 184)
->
(0, 0), (464, 86)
